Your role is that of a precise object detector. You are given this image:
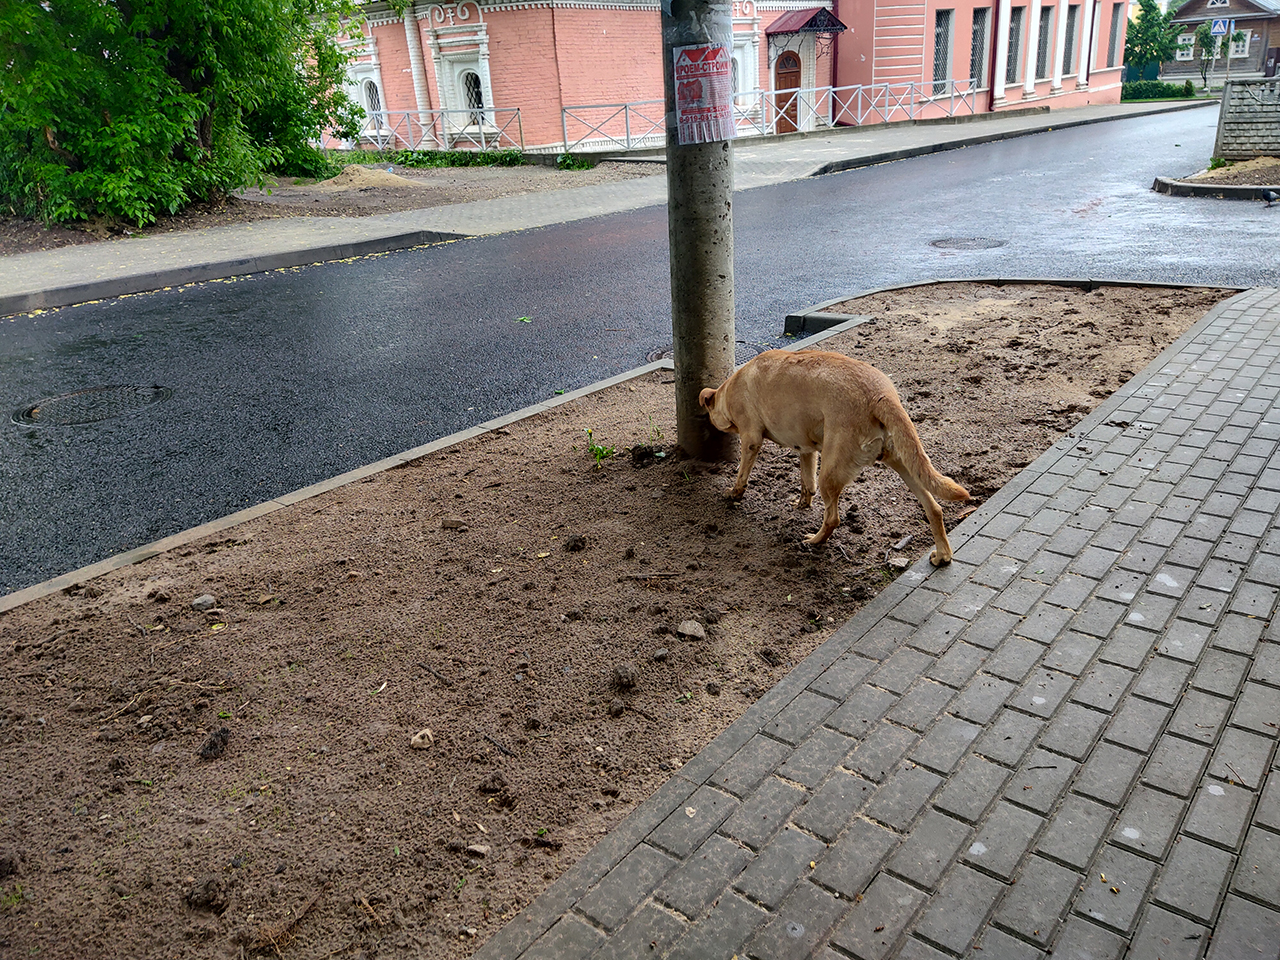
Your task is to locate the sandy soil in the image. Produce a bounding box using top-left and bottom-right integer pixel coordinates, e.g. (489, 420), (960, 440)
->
(1184, 155), (1280, 186)
(0, 281), (1234, 960)
(0, 161), (665, 256)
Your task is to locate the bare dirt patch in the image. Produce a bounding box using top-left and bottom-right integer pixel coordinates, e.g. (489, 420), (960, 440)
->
(0, 161), (665, 257)
(1183, 155), (1280, 186)
(0, 282), (1233, 960)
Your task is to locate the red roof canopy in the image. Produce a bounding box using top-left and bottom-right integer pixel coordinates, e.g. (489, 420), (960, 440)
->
(765, 6), (848, 35)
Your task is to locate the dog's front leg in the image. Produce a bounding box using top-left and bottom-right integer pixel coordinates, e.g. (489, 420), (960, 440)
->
(795, 451), (817, 508)
(729, 432), (764, 498)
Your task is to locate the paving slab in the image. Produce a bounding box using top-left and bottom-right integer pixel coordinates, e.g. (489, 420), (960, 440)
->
(474, 286), (1280, 959)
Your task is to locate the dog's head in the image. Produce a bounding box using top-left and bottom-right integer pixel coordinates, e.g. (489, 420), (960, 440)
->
(698, 387), (736, 433)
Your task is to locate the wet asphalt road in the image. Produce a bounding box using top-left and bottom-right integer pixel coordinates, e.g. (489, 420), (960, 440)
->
(4, 108), (1278, 594)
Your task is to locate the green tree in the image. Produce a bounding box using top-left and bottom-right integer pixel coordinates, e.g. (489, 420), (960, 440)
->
(1124, 0), (1181, 80)
(0, 0), (364, 226)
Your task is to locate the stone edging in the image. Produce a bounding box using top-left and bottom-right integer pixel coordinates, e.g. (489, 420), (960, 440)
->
(0, 359), (671, 614)
(0, 230), (467, 320)
(784, 276), (1250, 336)
(0, 277), (1250, 616)
(1152, 176), (1280, 199)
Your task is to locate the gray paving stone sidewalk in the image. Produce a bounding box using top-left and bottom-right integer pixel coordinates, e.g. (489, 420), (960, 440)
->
(475, 286), (1280, 959)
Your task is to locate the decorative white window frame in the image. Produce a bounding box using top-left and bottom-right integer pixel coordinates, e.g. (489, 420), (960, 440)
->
(1230, 28), (1250, 57)
(1176, 32), (1196, 60)
(421, 2), (496, 129)
(340, 33), (389, 142)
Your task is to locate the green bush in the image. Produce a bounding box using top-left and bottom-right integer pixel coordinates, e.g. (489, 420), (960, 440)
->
(1121, 80), (1198, 101)
(0, 0), (362, 226)
(556, 153), (596, 171)
(389, 148), (525, 169)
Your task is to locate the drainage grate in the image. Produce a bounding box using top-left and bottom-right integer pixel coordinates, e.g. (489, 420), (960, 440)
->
(12, 385), (173, 426)
(930, 237), (1008, 250)
(646, 341), (771, 365)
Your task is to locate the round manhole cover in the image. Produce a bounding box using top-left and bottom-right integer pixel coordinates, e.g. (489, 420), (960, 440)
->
(646, 341), (770, 365)
(12, 385), (173, 426)
(930, 237), (1008, 250)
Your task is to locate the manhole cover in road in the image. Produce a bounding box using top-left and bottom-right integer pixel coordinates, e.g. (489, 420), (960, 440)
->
(12, 385), (173, 426)
(930, 237), (1008, 250)
(646, 341), (770, 365)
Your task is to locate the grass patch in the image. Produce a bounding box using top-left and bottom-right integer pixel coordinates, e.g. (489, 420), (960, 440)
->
(383, 148), (526, 168)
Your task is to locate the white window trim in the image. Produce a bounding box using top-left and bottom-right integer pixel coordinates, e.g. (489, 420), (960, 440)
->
(427, 23), (496, 130)
(1176, 32), (1195, 60)
(1230, 29), (1250, 57)
(342, 35), (390, 142)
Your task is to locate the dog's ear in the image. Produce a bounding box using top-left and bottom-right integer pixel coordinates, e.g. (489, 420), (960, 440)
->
(698, 388), (716, 410)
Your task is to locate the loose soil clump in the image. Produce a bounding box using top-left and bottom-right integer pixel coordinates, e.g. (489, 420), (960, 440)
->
(1183, 155), (1280, 186)
(0, 282), (1234, 959)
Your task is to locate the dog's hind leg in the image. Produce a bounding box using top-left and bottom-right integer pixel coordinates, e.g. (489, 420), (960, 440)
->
(884, 454), (953, 565)
(729, 431), (765, 499)
(795, 451), (818, 508)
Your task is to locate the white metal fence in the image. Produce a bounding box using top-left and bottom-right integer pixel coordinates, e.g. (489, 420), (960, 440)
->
(560, 79), (981, 153)
(320, 108), (525, 152)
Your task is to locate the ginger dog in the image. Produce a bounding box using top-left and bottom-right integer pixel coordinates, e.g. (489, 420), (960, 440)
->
(698, 349), (969, 565)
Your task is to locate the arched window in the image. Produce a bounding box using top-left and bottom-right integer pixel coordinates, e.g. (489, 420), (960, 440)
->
(462, 70), (484, 124)
(363, 79), (382, 118)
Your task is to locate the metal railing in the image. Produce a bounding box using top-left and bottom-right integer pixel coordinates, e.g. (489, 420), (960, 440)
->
(559, 79), (981, 152)
(321, 108), (524, 152)
(561, 99), (666, 154)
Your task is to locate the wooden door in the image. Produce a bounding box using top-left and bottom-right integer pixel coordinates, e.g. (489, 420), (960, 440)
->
(774, 52), (801, 134)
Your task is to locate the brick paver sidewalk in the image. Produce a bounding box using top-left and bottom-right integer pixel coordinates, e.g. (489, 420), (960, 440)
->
(476, 287), (1280, 960)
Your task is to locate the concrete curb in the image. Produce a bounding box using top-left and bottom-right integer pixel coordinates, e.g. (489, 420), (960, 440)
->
(0, 358), (674, 614)
(784, 275), (1250, 335)
(3, 274), (1250, 614)
(1152, 175), (1280, 199)
(0, 229), (467, 319)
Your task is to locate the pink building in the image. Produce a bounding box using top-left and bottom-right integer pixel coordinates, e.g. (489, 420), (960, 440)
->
(333, 0), (1125, 151)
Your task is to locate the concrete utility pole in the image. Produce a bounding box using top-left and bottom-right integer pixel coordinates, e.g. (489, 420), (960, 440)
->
(661, 0), (737, 461)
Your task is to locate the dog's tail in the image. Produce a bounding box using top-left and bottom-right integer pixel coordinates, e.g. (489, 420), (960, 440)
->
(875, 394), (970, 502)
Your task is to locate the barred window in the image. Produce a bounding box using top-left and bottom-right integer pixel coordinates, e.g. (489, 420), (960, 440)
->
(971, 8), (991, 87)
(1063, 4), (1079, 74)
(1006, 6), (1025, 84)
(934, 10), (955, 94)
(1036, 7), (1055, 78)
(1107, 3), (1123, 67)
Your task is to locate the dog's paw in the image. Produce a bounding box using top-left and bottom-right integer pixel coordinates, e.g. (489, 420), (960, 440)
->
(791, 495), (813, 509)
(929, 548), (951, 567)
(727, 487), (747, 500)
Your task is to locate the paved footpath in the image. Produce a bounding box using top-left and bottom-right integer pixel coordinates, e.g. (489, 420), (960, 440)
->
(476, 286), (1280, 959)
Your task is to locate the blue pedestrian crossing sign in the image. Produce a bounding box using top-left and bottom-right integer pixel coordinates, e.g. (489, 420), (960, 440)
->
(1210, 18), (1229, 35)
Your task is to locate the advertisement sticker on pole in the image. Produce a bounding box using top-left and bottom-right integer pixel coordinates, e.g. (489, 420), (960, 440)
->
(673, 43), (735, 145)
